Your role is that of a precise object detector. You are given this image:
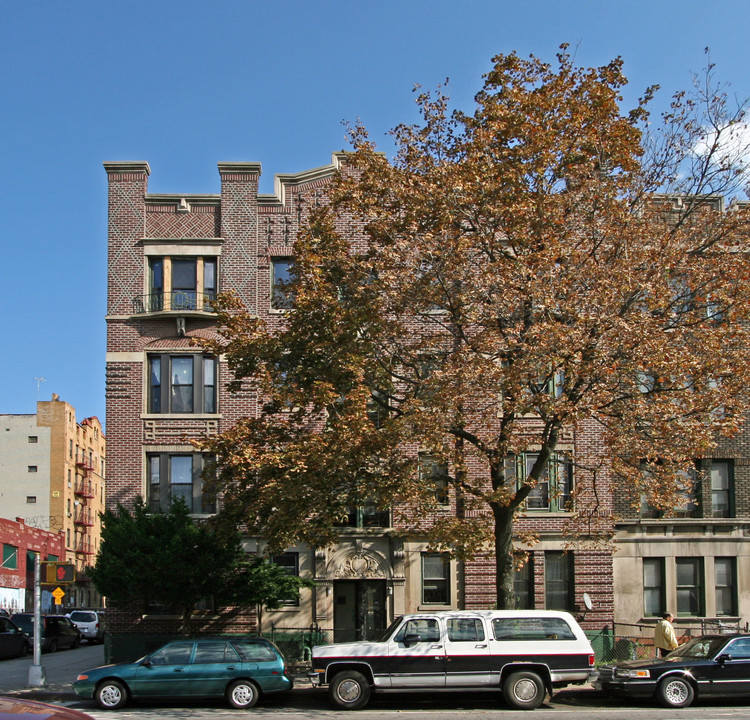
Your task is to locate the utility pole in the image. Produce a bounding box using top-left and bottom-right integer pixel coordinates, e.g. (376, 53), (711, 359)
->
(27, 554), (47, 687)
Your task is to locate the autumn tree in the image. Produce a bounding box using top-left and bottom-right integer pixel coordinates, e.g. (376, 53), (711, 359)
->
(88, 499), (311, 633)
(200, 48), (750, 608)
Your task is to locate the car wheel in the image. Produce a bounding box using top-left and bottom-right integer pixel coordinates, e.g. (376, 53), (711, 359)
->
(95, 679), (129, 710)
(503, 670), (546, 710)
(18, 642), (29, 658)
(72, 636), (81, 649)
(226, 679), (259, 709)
(329, 670), (371, 710)
(48, 640), (58, 653)
(657, 676), (695, 708)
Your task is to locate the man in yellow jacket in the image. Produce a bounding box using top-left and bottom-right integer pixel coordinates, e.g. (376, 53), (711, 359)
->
(654, 612), (679, 657)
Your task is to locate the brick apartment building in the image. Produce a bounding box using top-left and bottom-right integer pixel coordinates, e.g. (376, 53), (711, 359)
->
(0, 396), (106, 610)
(103, 158), (748, 644)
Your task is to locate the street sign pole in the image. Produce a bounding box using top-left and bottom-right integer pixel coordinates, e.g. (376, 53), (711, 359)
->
(27, 554), (47, 687)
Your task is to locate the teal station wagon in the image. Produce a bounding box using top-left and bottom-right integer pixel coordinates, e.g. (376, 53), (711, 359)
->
(74, 637), (293, 709)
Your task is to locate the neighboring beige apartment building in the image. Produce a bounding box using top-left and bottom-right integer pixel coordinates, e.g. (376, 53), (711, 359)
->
(0, 394), (106, 609)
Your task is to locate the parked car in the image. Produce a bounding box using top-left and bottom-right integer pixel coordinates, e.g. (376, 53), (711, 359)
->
(0, 616), (30, 659)
(74, 636), (293, 710)
(597, 634), (750, 707)
(0, 696), (94, 720)
(10, 613), (81, 653)
(67, 610), (106, 644)
(310, 609), (597, 710)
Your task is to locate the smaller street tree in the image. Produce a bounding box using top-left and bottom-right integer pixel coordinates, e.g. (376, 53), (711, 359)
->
(88, 498), (310, 633)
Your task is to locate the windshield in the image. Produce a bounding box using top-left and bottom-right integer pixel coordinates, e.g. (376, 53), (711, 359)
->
(670, 636), (727, 659)
(379, 616), (404, 642)
(11, 616), (33, 634)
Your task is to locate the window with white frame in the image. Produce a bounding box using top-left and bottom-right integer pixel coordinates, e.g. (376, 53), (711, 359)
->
(148, 354), (217, 414)
(272, 552), (300, 607)
(710, 461), (733, 518)
(421, 553), (450, 605)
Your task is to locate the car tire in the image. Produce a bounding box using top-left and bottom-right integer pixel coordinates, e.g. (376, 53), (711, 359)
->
(503, 670), (546, 710)
(226, 679), (260, 709)
(657, 676), (695, 708)
(18, 642), (29, 658)
(95, 679), (129, 710)
(329, 670), (371, 710)
(47, 640), (57, 653)
(72, 636), (81, 649)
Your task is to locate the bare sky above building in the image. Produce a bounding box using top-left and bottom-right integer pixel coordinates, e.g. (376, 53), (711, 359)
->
(3, 0), (750, 426)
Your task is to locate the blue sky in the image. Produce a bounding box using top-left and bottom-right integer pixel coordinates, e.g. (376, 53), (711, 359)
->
(3, 0), (750, 427)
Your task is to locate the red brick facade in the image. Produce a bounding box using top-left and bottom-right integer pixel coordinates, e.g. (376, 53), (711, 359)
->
(104, 158), (614, 640)
(0, 517), (66, 612)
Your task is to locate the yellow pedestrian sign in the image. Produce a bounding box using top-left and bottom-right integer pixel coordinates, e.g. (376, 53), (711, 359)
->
(52, 587), (65, 605)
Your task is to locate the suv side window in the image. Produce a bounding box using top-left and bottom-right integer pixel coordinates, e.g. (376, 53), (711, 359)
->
(447, 618), (485, 642)
(395, 618), (440, 643)
(492, 617), (576, 641)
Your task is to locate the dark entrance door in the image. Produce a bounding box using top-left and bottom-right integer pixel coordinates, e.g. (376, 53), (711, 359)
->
(333, 579), (386, 643)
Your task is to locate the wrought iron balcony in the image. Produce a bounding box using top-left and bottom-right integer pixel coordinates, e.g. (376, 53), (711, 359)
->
(132, 291), (217, 315)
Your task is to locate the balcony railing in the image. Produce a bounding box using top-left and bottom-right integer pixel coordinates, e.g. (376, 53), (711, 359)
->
(74, 509), (94, 527)
(132, 291), (217, 314)
(74, 541), (94, 555)
(74, 480), (94, 498)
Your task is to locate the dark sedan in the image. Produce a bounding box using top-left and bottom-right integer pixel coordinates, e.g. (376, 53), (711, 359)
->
(597, 634), (750, 707)
(0, 617), (30, 659)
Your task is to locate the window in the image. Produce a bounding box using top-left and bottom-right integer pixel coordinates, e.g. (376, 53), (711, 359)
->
(676, 557), (704, 616)
(421, 553), (450, 605)
(492, 616), (576, 641)
(366, 389), (391, 428)
(447, 617), (485, 642)
(69, 439), (73, 458)
(193, 641), (240, 664)
(511, 453), (572, 511)
(643, 558), (665, 616)
(397, 617), (440, 642)
(28, 436), (37, 443)
(143, 256), (218, 313)
(514, 558), (534, 609)
(26, 496), (36, 504)
(2, 544), (18, 570)
(710, 461), (733, 518)
(27, 466), (37, 473)
(147, 453), (216, 514)
(149, 642), (194, 666)
(545, 551), (573, 611)
(673, 467), (700, 518)
(419, 454), (449, 505)
(148, 354), (217, 414)
(271, 257), (294, 309)
(272, 552), (300, 606)
(337, 504), (390, 528)
(715, 558), (737, 617)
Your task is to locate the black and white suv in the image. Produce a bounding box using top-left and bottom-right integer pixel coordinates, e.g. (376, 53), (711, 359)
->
(310, 610), (596, 710)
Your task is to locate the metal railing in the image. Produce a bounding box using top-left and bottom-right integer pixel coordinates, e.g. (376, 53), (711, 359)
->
(132, 291), (217, 314)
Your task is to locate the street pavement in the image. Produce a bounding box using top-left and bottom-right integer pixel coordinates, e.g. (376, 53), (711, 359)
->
(5, 646), (750, 719)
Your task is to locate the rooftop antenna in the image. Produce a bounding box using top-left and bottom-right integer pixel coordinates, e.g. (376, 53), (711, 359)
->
(34, 377), (46, 402)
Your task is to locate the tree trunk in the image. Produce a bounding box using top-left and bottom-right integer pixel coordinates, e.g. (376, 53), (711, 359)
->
(492, 502), (517, 609)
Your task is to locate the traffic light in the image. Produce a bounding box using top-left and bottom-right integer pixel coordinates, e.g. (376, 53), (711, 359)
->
(44, 562), (75, 584)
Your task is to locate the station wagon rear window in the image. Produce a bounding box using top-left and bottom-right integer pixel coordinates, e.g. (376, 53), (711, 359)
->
(492, 617), (576, 641)
(232, 641), (277, 662)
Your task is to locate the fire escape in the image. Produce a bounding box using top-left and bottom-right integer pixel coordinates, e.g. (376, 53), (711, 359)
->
(74, 455), (96, 559)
